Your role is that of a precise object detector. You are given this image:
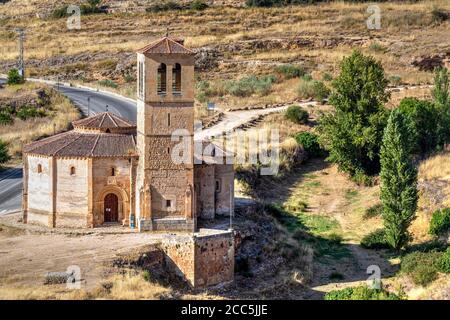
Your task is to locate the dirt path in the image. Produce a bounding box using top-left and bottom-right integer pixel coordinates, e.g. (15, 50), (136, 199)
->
(195, 101), (317, 141)
(266, 158), (399, 295)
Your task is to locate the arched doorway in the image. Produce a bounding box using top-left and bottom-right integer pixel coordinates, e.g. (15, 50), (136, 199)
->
(104, 193), (119, 222)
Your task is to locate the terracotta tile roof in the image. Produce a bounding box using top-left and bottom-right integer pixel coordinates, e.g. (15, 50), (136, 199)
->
(137, 37), (194, 55)
(23, 131), (137, 158)
(72, 112), (136, 130)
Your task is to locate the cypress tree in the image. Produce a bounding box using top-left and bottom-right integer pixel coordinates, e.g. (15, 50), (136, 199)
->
(380, 110), (418, 250)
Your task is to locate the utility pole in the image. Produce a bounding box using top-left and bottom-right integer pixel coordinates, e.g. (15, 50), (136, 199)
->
(87, 96), (92, 116)
(16, 28), (25, 77)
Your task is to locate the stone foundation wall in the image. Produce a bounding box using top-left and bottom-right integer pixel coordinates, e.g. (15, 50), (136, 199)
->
(194, 230), (235, 287)
(160, 230), (234, 288)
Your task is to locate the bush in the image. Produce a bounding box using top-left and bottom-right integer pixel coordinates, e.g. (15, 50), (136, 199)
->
(16, 107), (46, 121)
(297, 78), (315, 100)
(98, 79), (118, 88)
(7, 68), (24, 85)
(0, 139), (10, 164)
(431, 7), (449, 24)
(0, 112), (13, 126)
(438, 247), (450, 273)
(189, 0), (208, 11)
(351, 169), (374, 187)
(297, 78), (330, 102)
(51, 1), (103, 18)
(388, 75), (402, 86)
(146, 1), (183, 12)
(311, 80), (330, 102)
(429, 208), (450, 236)
(361, 229), (390, 249)
(322, 72), (333, 82)
(324, 286), (401, 300)
(397, 98), (439, 155)
(275, 64), (305, 79)
(400, 251), (442, 286)
(225, 75), (276, 97)
(51, 5), (70, 18)
(294, 132), (323, 158)
(369, 42), (387, 53)
(364, 203), (382, 219)
(285, 105), (309, 124)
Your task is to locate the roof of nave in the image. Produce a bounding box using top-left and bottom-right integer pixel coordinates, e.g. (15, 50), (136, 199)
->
(23, 131), (137, 158)
(137, 37), (194, 55)
(72, 112), (136, 131)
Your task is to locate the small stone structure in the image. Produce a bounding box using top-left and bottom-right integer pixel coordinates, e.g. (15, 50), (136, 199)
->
(22, 37), (235, 287)
(162, 230), (235, 288)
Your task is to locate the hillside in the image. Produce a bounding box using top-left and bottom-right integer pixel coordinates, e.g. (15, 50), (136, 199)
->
(1, 1), (449, 112)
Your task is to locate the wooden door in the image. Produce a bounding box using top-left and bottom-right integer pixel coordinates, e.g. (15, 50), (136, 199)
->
(104, 193), (118, 222)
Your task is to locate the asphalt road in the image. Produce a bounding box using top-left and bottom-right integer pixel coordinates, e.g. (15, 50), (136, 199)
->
(0, 80), (137, 215)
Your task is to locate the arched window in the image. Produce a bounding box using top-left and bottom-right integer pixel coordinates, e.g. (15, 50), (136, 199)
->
(172, 63), (181, 95)
(37, 164), (42, 174)
(157, 63), (167, 95)
(70, 166), (76, 176)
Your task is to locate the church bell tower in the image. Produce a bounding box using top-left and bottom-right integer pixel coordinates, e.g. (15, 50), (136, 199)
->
(135, 37), (196, 232)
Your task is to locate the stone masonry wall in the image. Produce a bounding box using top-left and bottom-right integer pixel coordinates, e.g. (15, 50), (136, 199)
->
(26, 155), (53, 226)
(161, 230), (234, 288)
(194, 164), (215, 219)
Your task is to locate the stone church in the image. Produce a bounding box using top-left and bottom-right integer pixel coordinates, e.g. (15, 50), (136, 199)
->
(22, 37), (235, 232)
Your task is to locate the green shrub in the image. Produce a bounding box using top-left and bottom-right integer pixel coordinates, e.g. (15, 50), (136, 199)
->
(311, 80), (330, 102)
(275, 64), (305, 79)
(294, 131), (323, 157)
(98, 79), (118, 88)
(438, 247), (450, 273)
(364, 203), (382, 219)
(285, 105), (309, 124)
(297, 78), (329, 102)
(361, 229), (390, 249)
(0, 139), (10, 164)
(429, 208), (450, 236)
(7, 68), (24, 85)
(322, 72), (333, 82)
(397, 97), (439, 155)
(51, 1), (102, 18)
(189, 0), (208, 11)
(146, 1), (183, 12)
(388, 75), (402, 86)
(400, 251), (442, 286)
(16, 107), (46, 121)
(297, 79), (315, 99)
(369, 42), (387, 53)
(225, 75), (276, 97)
(351, 170), (374, 187)
(51, 5), (70, 18)
(431, 7), (449, 24)
(0, 112), (13, 125)
(324, 286), (401, 300)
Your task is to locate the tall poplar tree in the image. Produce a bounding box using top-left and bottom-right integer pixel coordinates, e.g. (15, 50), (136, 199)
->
(380, 110), (418, 250)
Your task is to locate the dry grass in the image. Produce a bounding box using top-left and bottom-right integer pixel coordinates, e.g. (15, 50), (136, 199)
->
(418, 152), (450, 181)
(1, 1), (448, 107)
(0, 82), (80, 159)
